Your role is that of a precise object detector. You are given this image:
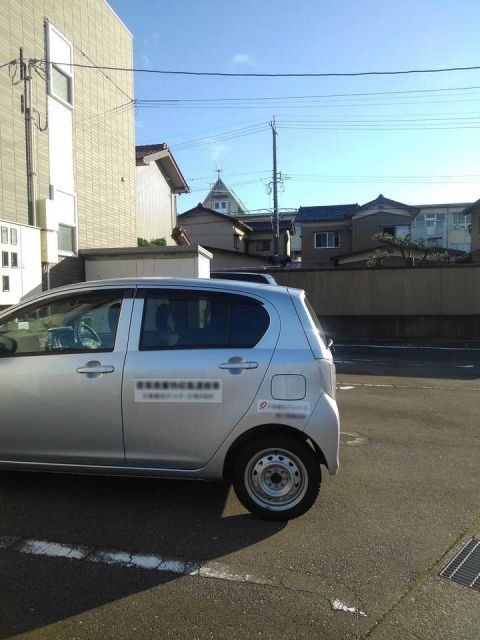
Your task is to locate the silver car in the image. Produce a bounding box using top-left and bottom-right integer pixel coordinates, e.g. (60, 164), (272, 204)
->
(0, 278), (339, 520)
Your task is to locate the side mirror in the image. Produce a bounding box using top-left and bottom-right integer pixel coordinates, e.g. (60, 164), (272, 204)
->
(326, 337), (335, 354)
(0, 335), (17, 356)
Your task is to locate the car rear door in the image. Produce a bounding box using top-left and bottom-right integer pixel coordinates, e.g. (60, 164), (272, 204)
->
(122, 286), (280, 470)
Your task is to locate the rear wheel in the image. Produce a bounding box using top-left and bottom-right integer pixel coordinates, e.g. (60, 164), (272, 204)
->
(231, 434), (321, 521)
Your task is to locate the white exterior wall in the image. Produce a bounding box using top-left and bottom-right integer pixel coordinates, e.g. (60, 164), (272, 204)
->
(136, 163), (177, 244)
(46, 22), (77, 258)
(0, 220), (42, 306)
(85, 254), (211, 281)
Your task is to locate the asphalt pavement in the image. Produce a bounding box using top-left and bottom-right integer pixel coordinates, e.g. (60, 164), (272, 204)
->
(0, 347), (479, 639)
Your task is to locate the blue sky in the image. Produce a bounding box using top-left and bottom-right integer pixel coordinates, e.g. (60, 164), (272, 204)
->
(111, 0), (480, 213)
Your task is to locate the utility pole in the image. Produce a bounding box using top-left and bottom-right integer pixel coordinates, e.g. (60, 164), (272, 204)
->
(19, 47), (37, 227)
(270, 117), (280, 264)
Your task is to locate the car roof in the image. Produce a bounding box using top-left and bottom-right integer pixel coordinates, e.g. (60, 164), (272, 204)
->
(1, 277), (300, 312)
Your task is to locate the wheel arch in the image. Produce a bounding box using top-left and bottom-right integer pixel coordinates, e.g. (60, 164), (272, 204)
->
(223, 423), (327, 480)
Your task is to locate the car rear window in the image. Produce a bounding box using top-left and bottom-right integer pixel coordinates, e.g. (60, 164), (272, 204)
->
(140, 289), (270, 350)
(303, 296), (327, 347)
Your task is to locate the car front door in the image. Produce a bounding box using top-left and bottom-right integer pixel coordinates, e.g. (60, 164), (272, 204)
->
(0, 287), (133, 466)
(122, 287), (279, 470)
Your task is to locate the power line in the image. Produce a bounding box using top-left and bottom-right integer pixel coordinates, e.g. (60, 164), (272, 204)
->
(43, 60), (480, 77)
(136, 85), (480, 103)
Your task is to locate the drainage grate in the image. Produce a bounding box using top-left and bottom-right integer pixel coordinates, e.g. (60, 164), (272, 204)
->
(440, 538), (480, 592)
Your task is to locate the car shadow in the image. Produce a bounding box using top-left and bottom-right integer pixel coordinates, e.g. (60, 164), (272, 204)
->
(0, 471), (286, 638)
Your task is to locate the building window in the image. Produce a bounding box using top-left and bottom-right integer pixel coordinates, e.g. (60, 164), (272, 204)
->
(214, 201), (229, 212)
(233, 234), (240, 250)
(10, 228), (17, 245)
(2, 276), (9, 292)
(382, 225), (409, 239)
(2, 251), (9, 268)
(51, 65), (73, 105)
(47, 23), (74, 107)
(58, 224), (76, 254)
(451, 212), (469, 229)
(315, 231), (340, 249)
(1, 227), (8, 244)
(255, 240), (271, 252)
(11, 252), (18, 268)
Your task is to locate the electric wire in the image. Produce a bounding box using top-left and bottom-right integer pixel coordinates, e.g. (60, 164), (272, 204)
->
(43, 60), (480, 77)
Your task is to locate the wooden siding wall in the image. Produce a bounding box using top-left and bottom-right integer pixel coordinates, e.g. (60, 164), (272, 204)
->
(136, 162), (176, 244)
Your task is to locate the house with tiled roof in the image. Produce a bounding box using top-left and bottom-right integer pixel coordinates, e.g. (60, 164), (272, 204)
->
(297, 195), (423, 265)
(176, 203), (295, 267)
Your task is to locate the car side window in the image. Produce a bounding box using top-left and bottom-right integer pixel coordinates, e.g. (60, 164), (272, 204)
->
(0, 290), (126, 357)
(140, 290), (270, 350)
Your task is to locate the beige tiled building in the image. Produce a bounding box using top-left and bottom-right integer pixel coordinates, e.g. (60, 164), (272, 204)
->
(0, 0), (135, 305)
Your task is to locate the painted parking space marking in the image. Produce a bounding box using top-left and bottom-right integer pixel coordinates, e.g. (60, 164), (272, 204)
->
(0, 535), (277, 584)
(337, 381), (480, 392)
(0, 534), (368, 616)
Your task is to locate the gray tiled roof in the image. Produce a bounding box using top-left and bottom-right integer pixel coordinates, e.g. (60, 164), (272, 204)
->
(295, 204), (359, 222)
(247, 220), (294, 232)
(135, 143), (167, 161)
(356, 194), (419, 212)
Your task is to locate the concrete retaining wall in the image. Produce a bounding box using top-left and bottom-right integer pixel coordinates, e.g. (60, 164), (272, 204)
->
(264, 265), (480, 343)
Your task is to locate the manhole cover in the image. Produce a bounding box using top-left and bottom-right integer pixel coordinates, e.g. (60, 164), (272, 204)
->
(340, 431), (369, 447)
(440, 538), (480, 591)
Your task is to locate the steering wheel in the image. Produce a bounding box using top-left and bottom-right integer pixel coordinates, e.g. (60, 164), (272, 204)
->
(77, 320), (102, 349)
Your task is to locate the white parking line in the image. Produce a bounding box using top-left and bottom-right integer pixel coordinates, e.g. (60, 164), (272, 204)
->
(0, 535), (271, 586)
(337, 344), (480, 352)
(337, 381), (480, 391)
(0, 534), (368, 616)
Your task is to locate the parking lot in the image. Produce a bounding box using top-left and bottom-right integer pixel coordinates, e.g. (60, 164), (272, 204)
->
(0, 346), (479, 640)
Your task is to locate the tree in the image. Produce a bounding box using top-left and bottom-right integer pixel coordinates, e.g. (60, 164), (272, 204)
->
(137, 237), (167, 247)
(368, 233), (451, 267)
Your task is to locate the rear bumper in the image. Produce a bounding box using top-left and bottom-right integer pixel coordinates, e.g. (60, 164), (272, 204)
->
(304, 392), (340, 475)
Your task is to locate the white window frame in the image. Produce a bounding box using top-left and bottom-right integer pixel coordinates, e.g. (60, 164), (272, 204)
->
(451, 212), (469, 229)
(315, 231), (340, 249)
(46, 21), (74, 109)
(1, 227), (8, 244)
(58, 222), (78, 257)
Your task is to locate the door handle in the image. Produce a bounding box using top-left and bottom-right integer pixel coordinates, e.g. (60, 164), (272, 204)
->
(218, 361), (258, 370)
(76, 364), (115, 375)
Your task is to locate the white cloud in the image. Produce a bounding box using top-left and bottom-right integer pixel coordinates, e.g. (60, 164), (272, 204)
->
(232, 53), (255, 67)
(141, 53), (151, 68)
(201, 138), (231, 162)
(143, 32), (160, 46)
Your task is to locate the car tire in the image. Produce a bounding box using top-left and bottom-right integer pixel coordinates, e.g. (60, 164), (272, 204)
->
(231, 434), (321, 521)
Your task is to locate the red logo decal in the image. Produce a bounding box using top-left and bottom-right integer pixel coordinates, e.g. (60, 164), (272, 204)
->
(259, 401), (268, 410)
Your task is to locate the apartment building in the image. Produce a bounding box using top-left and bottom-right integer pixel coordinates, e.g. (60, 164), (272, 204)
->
(0, 0), (135, 306)
(410, 203), (471, 252)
